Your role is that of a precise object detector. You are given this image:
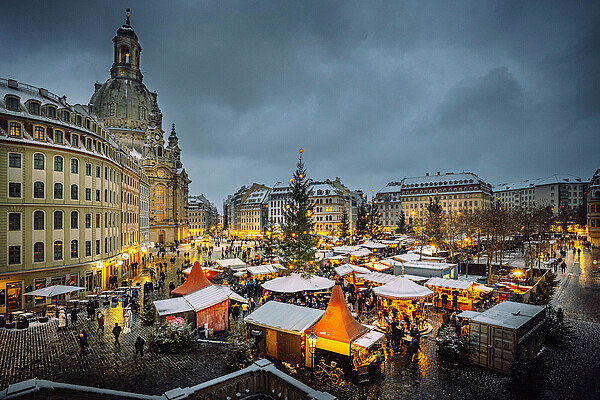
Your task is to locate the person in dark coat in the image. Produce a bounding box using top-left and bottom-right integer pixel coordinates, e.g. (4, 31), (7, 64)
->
(134, 336), (145, 359)
(71, 308), (78, 327)
(78, 329), (89, 355)
(113, 323), (122, 346)
(441, 293), (449, 310)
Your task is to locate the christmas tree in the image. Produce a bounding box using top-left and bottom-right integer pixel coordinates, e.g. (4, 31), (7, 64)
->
(277, 150), (318, 277)
(396, 210), (408, 234)
(338, 209), (351, 243)
(367, 200), (384, 239)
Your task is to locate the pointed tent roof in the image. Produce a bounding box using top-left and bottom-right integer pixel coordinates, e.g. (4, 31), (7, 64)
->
(171, 261), (212, 296)
(309, 285), (368, 343)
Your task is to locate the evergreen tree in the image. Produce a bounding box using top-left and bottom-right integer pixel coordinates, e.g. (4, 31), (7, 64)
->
(425, 197), (444, 248)
(396, 210), (408, 234)
(277, 151), (318, 276)
(262, 221), (277, 264)
(227, 320), (256, 369)
(367, 200), (384, 239)
(142, 300), (155, 327)
(338, 209), (351, 242)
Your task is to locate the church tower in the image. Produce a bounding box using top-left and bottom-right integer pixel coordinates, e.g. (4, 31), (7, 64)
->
(89, 9), (155, 154)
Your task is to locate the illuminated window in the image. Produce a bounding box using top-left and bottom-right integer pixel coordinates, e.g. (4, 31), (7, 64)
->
(71, 240), (78, 258)
(33, 126), (45, 141)
(54, 241), (63, 260)
(34, 242), (44, 262)
(157, 169), (165, 178)
(9, 122), (21, 137)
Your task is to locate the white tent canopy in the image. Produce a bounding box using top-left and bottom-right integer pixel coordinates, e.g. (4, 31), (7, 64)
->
(261, 273), (335, 293)
(360, 240), (387, 249)
(26, 285), (87, 297)
(355, 272), (397, 285)
(425, 277), (476, 291)
(246, 264), (286, 276)
(372, 276), (433, 300)
(350, 248), (372, 257)
(215, 258), (248, 269)
(335, 263), (371, 277)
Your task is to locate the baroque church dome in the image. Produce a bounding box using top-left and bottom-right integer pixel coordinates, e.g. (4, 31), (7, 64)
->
(88, 9), (157, 148)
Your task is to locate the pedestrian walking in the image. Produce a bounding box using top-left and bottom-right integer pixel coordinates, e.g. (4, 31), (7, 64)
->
(71, 308), (78, 327)
(98, 312), (105, 333)
(79, 329), (89, 355)
(441, 293), (448, 310)
(58, 310), (67, 332)
(134, 336), (145, 359)
(113, 323), (122, 346)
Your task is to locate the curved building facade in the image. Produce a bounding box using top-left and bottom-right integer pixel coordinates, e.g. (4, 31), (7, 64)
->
(0, 78), (141, 312)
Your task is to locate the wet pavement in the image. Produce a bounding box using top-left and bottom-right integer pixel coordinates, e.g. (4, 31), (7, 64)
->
(1, 243), (599, 399)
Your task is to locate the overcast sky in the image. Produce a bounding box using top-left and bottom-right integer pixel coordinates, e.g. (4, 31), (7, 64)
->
(2, 1), (599, 210)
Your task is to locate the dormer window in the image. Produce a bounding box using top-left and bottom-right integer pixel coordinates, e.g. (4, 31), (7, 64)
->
(29, 101), (41, 115)
(6, 96), (19, 111)
(76, 115), (82, 126)
(62, 110), (70, 122)
(8, 122), (22, 137)
(71, 134), (79, 147)
(33, 126), (45, 141)
(86, 137), (92, 150)
(47, 106), (57, 119)
(54, 130), (64, 144)
(85, 119), (90, 130)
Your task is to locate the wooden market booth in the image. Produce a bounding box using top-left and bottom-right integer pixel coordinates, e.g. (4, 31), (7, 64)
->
(307, 285), (385, 384)
(244, 301), (325, 367)
(153, 262), (246, 332)
(334, 263), (371, 289)
(424, 277), (492, 311)
(372, 276), (434, 335)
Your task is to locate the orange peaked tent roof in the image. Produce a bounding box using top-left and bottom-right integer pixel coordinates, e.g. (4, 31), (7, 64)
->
(308, 285), (368, 343)
(171, 262), (212, 296)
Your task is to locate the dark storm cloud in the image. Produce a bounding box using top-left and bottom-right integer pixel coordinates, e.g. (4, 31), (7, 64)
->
(2, 1), (599, 208)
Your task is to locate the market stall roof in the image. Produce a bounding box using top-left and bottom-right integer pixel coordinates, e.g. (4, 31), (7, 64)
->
(309, 285), (369, 343)
(425, 277), (476, 291)
(353, 329), (385, 349)
(246, 264), (286, 276)
(372, 276), (433, 300)
(171, 262), (212, 296)
(474, 284), (494, 293)
(26, 285), (87, 297)
(402, 261), (457, 270)
(155, 284), (246, 317)
(457, 310), (482, 320)
(332, 245), (362, 254)
(327, 255), (348, 260)
(350, 248), (372, 257)
(215, 258), (248, 269)
(471, 301), (545, 330)
(392, 253), (421, 263)
(185, 285), (247, 311)
(360, 240), (387, 249)
(355, 271), (397, 284)
(261, 273), (335, 293)
(334, 263), (371, 277)
(364, 261), (391, 272)
(154, 297), (193, 316)
(244, 301), (325, 334)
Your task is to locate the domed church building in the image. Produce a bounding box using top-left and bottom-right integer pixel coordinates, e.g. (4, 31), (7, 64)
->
(89, 10), (190, 245)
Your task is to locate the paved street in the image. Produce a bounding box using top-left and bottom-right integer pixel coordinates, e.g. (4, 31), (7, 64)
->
(1, 245), (599, 399)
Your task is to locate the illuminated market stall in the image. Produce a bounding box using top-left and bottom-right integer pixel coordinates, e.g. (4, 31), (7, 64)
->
(424, 277), (492, 311)
(372, 276), (434, 335)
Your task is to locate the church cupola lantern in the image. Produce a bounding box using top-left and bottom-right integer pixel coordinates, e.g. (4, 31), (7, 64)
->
(111, 8), (143, 81)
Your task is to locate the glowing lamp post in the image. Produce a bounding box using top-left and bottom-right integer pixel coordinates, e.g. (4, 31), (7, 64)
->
(307, 330), (318, 386)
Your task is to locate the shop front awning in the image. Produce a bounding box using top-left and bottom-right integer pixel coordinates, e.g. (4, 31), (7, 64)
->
(352, 329), (385, 349)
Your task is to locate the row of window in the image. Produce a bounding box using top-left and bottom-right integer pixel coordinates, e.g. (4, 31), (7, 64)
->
(7, 236), (117, 265)
(7, 181), (120, 204)
(10, 153), (121, 182)
(8, 211), (119, 232)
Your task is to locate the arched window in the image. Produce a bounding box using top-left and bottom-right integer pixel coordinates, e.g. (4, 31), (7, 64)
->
(34, 181), (44, 198)
(54, 156), (63, 172)
(109, 102), (116, 117)
(54, 241), (63, 260)
(34, 153), (45, 170)
(34, 242), (44, 262)
(33, 126), (45, 141)
(34, 210), (44, 230)
(54, 210), (63, 230)
(120, 46), (130, 64)
(71, 240), (78, 258)
(156, 186), (165, 222)
(71, 211), (78, 229)
(54, 183), (63, 199)
(71, 184), (78, 200)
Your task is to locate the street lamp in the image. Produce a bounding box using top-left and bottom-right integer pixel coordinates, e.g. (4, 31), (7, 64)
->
(307, 330), (318, 386)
